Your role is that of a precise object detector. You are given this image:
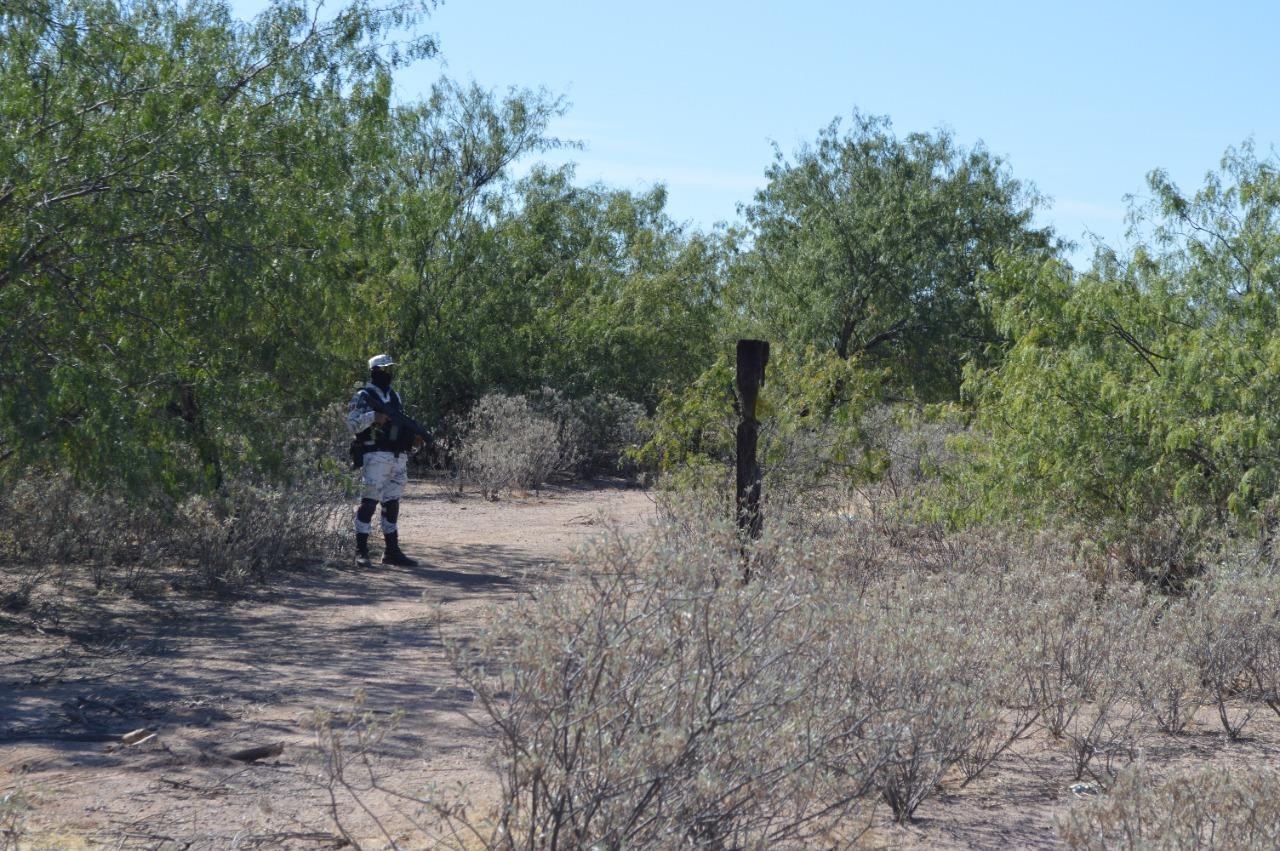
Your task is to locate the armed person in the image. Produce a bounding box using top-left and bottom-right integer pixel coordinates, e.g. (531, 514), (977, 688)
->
(345, 354), (432, 568)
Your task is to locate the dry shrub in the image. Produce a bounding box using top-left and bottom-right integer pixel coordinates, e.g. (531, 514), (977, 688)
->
(858, 405), (960, 498)
(1059, 589), (1151, 782)
(0, 569), (45, 612)
(901, 537), (1159, 785)
(1060, 763), (1280, 850)
(0, 472), (183, 595)
(1180, 562), (1280, 739)
(994, 568), (1111, 739)
(899, 567), (1041, 791)
(1060, 690), (1147, 785)
(0, 787), (30, 851)
(1248, 608), (1280, 721)
(455, 390), (645, 498)
(0, 457), (345, 596)
(451, 523), (881, 848)
(447, 496), (1077, 844)
(455, 393), (562, 497)
(1110, 513), (1205, 591)
(172, 472), (346, 592)
(0, 473), (163, 577)
(298, 433), (1280, 845)
(956, 699), (1039, 790)
(527, 388), (644, 478)
(306, 692), (420, 850)
(1130, 601), (1205, 735)
(256, 442), (1280, 850)
(844, 580), (1005, 822)
(850, 404), (963, 536)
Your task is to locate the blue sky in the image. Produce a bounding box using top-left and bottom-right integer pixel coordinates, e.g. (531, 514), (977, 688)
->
(231, 0), (1280, 265)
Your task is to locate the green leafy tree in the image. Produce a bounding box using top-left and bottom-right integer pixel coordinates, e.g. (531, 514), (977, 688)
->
(735, 112), (1054, 401)
(0, 0), (435, 493)
(960, 144), (1280, 566)
(635, 344), (883, 491)
(494, 168), (725, 406)
(385, 163), (726, 417)
(356, 80), (567, 417)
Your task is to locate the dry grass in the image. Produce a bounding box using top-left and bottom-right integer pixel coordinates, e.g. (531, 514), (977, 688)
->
(412, 476), (1280, 848)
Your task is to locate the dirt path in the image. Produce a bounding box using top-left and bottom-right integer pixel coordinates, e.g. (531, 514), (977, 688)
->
(1, 481), (654, 849)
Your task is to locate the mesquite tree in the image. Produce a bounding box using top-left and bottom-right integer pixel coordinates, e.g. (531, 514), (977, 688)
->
(0, 0), (436, 493)
(735, 111), (1054, 401)
(960, 145), (1280, 563)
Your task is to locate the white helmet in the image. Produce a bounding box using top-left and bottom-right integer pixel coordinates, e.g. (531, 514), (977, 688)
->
(367, 354), (397, 370)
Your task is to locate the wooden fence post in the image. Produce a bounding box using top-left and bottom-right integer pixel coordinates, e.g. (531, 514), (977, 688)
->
(736, 339), (769, 556)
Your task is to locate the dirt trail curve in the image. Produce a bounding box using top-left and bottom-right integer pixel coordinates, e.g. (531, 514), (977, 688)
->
(1, 481), (653, 849)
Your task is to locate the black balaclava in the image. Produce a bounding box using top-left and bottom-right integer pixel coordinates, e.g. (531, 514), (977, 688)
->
(370, 367), (392, 391)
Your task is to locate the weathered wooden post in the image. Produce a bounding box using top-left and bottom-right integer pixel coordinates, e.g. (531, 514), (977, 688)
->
(736, 339), (769, 553)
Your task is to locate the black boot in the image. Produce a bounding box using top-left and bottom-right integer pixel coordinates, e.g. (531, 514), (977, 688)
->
(381, 532), (418, 567)
(355, 532), (371, 569)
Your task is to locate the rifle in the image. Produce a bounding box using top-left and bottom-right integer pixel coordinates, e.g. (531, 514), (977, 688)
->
(360, 389), (434, 454)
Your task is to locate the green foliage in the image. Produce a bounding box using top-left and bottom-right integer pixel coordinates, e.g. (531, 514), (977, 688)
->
(385, 163), (726, 418)
(958, 145), (1280, 552)
(0, 0), (433, 493)
(511, 171), (725, 407)
(633, 344), (883, 488)
(0, 0), (728, 501)
(359, 83), (569, 412)
(734, 111), (1054, 401)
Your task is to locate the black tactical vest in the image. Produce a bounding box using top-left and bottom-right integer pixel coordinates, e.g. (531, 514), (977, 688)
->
(356, 388), (407, 454)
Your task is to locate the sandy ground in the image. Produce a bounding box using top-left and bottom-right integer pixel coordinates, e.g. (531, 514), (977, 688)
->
(5, 481), (1280, 849)
(1, 481), (653, 849)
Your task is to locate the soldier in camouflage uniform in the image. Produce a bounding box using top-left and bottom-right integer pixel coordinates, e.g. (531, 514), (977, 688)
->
(345, 354), (425, 568)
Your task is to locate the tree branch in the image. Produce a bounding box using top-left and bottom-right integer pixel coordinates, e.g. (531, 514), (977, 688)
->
(1105, 318), (1165, 377)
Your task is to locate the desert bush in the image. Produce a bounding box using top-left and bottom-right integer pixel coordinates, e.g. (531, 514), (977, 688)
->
(1108, 513), (1207, 591)
(313, 452), (1280, 846)
(0, 787), (30, 851)
(853, 403), (964, 522)
(1060, 763), (1280, 850)
(0, 565), (48, 612)
(994, 568), (1111, 738)
(1060, 685), (1147, 784)
(922, 542), (1163, 783)
(845, 580), (1004, 822)
(306, 691), (417, 850)
(0, 472), (152, 570)
(0, 436), (347, 594)
(455, 393), (563, 497)
(575, 392), (645, 476)
(1061, 588), (1151, 782)
(446, 492), (1092, 845)
(955, 696), (1039, 790)
(526, 387), (645, 478)
(1247, 606), (1280, 721)
(454, 389), (646, 497)
(633, 345), (968, 548)
(172, 472), (347, 592)
(1179, 562), (1280, 739)
(450, 523), (888, 848)
(1129, 601), (1205, 735)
